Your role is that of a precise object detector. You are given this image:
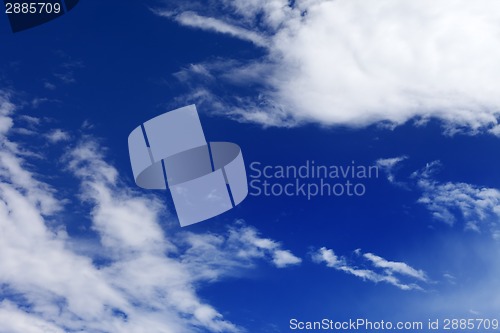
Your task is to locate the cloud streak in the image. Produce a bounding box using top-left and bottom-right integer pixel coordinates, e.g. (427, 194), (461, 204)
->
(376, 156), (408, 184)
(311, 247), (428, 291)
(156, 10), (268, 47)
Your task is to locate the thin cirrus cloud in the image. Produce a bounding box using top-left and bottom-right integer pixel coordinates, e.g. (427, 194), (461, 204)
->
(157, 0), (500, 134)
(311, 247), (429, 291)
(178, 222), (302, 281)
(412, 161), (500, 238)
(157, 10), (269, 47)
(377, 156), (500, 239)
(0, 92), (301, 333)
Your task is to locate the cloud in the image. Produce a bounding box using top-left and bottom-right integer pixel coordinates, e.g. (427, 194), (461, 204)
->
(31, 98), (50, 109)
(156, 10), (268, 47)
(412, 161), (500, 237)
(0, 301), (65, 333)
(0, 93), (15, 135)
(178, 222), (301, 281)
(54, 72), (76, 84)
(311, 247), (428, 291)
(45, 129), (70, 143)
(443, 273), (457, 285)
(363, 252), (427, 282)
(19, 115), (41, 126)
(159, 0), (500, 133)
(0, 93), (301, 332)
(376, 156), (408, 183)
(376, 159), (500, 238)
(43, 82), (56, 90)
(272, 249), (302, 268)
(51, 57), (83, 85)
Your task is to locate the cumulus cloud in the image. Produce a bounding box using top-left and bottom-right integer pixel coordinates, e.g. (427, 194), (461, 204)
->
(0, 93), (301, 332)
(158, 0), (500, 133)
(311, 247), (428, 290)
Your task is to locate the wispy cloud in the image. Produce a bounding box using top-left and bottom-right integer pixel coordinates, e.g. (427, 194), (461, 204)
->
(412, 161), (500, 238)
(376, 156), (408, 184)
(156, 10), (268, 47)
(54, 72), (76, 84)
(363, 252), (427, 282)
(18, 114), (41, 126)
(51, 56), (83, 85)
(0, 93), (301, 332)
(45, 129), (70, 143)
(178, 221), (301, 281)
(311, 247), (428, 291)
(378, 157), (500, 239)
(43, 81), (57, 90)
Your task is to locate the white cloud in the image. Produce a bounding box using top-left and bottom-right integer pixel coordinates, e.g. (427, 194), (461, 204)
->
(43, 82), (56, 90)
(45, 129), (70, 143)
(0, 147), (62, 216)
(376, 156), (408, 183)
(311, 247), (346, 268)
(0, 302), (65, 333)
(443, 273), (457, 285)
(160, 0), (500, 133)
(174, 64), (214, 83)
(0, 93), (301, 332)
(19, 115), (41, 126)
(363, 252), (427, 282)
(272, 249), (302, 268)
(0, 93), (15, 135)
(178, 222), (301, 281)
(311, 247), (428, 290)
(31, 98), (50, 109)
(54, 72), (76, 84)
(412, 161), (500, 237)
(157, 10), (268, 47)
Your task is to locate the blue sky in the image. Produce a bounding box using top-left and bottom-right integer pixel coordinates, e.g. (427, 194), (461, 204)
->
(1, 1), (500, 332)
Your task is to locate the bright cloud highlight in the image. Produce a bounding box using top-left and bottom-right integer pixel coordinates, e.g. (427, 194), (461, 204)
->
(159, 0), (500, 134)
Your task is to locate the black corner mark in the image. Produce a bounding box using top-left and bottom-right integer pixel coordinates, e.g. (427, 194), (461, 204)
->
(64, 0), (78, 11)
(4, 0), (80, 33)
